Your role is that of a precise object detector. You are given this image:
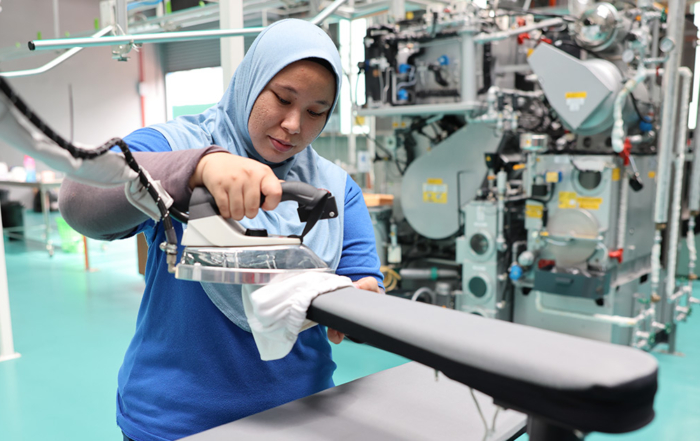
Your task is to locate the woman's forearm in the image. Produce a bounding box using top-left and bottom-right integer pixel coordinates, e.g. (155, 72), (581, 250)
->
(58, 146), (228, 240)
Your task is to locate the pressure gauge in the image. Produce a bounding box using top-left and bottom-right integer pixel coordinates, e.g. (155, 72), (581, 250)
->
(659, 37), (675, 54)
(622, 49), (635, 63)
(573, 3), (621, 52)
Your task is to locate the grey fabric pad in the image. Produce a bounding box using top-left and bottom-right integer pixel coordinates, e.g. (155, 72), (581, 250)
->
(308, 288), (658, 434)
(182, 362), (527, 441)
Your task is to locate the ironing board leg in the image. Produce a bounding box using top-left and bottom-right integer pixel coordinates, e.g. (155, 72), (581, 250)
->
(527, 417), (585, 441)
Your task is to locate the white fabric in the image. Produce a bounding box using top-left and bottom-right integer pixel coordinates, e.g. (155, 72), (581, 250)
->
(0, 94), (137, 188)
(243, 272), (353, 361)
(124, 167), (174, 221)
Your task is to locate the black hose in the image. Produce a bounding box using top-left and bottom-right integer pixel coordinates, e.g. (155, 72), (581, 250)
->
(0, 76), (180, 251)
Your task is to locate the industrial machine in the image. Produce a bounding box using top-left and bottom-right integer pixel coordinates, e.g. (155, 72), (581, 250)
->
(360, 0), (700, 352)
(0, 2), (671, 439)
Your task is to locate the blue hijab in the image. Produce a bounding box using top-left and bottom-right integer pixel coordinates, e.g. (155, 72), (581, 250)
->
(151, 19), (347, 331)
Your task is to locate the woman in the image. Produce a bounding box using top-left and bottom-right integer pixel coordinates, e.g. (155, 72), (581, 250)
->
(59, 19), (383, 441)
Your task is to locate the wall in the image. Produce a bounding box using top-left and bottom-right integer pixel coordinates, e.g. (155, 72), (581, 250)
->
(0, 0), (165, 206)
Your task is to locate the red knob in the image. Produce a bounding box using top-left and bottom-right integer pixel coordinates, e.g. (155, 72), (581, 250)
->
(609, 249), (624, 263)
(619, 138), (632, 166)
(538, 259), (556, 269)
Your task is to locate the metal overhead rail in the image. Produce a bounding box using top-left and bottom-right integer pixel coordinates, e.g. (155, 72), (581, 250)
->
(28, 0), (350, 53)
(0, 27), (113, 78)
(28, 27), (266, 51)
(310, 0), (350, 25)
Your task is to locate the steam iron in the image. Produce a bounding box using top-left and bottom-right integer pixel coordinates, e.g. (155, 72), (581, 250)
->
(174, 182), (338, 285)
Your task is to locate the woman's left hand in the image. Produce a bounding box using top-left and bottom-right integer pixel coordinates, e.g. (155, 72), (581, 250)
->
(327, 277), (381, 344)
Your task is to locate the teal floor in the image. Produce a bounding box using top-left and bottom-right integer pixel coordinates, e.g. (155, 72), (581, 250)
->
(0, 212), (698, 440)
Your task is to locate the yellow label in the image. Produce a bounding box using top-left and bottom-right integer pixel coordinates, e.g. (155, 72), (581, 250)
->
(525, 204), (544, 219)
(545, 171), (560, 183)
(423, 192), (447, 204)
(558, 191), (578, 209)
(513, 163), (526, 171)
(423, 180), (448, 204)
(527, 48), (534, 57)
(392, 122), (399, 128)
(612, 168), (621, 181)
(354, 116), (366, 126)
(565, 92), (588, 99)
(401, 121), (407, 128)
(406, 11), (414, 19)
(559, 191), (603, 210)
(577, 196), (603, 210)
(648, 171), (656, 179)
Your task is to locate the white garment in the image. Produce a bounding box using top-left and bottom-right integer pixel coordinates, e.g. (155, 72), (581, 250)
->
(242, 272), (353, 361)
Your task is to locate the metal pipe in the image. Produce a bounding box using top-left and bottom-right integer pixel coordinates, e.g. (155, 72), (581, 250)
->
(650, 229), (662, 299)
(52, 0), (61, 39)
(496, 170), (507, 252)
(30, 0), (347, 52)
(665, 67), (692, 303)
(116, 0), (129, 34)
(689, 95), (700, 213)
(310, 0), (349, 25)
(357, 101), (483, 117)
(474, 18), (565, 43)
(687, 217), (696, 281)
(535, 292), (655, 327)
(612, 69), (653, 153)
(399, 268), (459, 280)
(653, 0), (687, 224)
(617, 165), (630, 251)
(0, 27), (114, 78)
(29, 27), (265, 51)
(461, 31), (478, 103)
(669, 285), (691, 303)
(0, 213), (20, 363)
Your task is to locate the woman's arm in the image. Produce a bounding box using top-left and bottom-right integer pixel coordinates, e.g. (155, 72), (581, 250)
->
(336, 175), (385, 290)
(58, 129), (227, 240)
(328, 175), (385, 344)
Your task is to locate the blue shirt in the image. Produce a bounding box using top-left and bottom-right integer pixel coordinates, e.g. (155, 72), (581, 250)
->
(116, 129), (383, 441)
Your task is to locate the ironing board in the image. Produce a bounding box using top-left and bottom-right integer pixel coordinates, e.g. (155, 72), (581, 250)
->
(184, 287), (657, 441)
(182, 361), (527, 441)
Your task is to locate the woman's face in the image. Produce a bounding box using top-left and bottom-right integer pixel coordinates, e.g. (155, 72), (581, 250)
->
(248, 59), (336, 163)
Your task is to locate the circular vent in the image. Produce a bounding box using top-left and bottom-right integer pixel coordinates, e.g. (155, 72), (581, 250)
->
(468, 276), (488, 298)
(470, 233), (489, 256)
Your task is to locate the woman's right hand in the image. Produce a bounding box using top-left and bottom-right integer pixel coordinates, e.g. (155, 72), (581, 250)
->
(188, 152), (282, 220)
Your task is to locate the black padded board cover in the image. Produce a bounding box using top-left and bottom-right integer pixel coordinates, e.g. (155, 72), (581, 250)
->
(307, 288), (658, 434)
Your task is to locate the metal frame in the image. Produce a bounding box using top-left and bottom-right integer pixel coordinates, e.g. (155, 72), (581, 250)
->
(0, 212), (20, 363)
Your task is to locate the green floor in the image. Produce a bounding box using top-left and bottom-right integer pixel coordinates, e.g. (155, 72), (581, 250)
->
(0, 212), (698, 440)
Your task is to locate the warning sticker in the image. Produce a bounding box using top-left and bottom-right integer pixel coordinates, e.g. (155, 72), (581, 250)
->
(565, 91), (587, 112)
(577, 196), (603, 210)
(559, 192), (603, 210)
(525, 204), (544, 219)
(423, 178), (448, 204)
(612, 168), (621, 181)
(558, 191), (578, 209)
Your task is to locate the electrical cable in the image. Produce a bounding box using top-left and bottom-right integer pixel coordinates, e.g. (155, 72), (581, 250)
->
(0, 76), (182, 254)
(629, 93), (653, 123)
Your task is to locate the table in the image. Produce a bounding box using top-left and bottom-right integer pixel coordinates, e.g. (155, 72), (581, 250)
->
(183, 362), (527, 441)
(0, 180), (63, 256)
